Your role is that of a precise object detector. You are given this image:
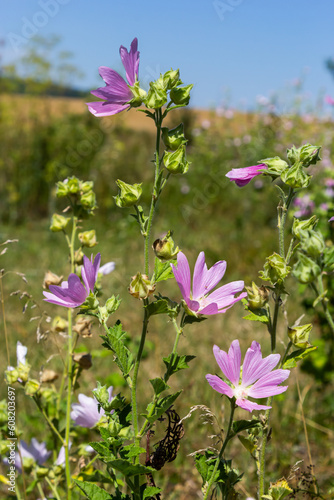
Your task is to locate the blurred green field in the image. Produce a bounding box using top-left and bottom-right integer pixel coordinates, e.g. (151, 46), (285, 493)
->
(1, 95), (334, 498)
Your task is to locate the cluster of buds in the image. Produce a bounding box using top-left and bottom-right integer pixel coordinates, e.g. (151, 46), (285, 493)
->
(145, 69), (193, 110)
(55, 176), (97, 217)
(161, 122), (189, 175)
(259, 253), (291, 285)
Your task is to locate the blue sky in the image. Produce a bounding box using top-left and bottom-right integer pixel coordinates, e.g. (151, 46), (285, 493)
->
(1, 0), (334, 110)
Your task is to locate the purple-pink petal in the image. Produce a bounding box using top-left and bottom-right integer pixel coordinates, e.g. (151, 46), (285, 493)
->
(82, 253), (101, 293)
(242, 344), (280, 387)
(199, 302), (219, 315)
(192, 252), (207, 299)
(226, 164), (267, 187)
(213, 342), (241, 386)
(201, 260), (227, 295)
(248, 384), (288, 399)
(248, 369), (290, 398)
(206, 374), (234, 398)
(86, 101), (130, 117)
(171, 252), (191, 300)
(119, 37), (139, 86)
(236, 398), (271, 412)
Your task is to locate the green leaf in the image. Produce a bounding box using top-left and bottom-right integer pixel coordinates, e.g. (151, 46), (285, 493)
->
(101, 321), (133, 376)
(283, 346), (317, 369)
(26, 479), (39, 494)
(238, 434), (257, 455)
(142, 486), (162, 499)
(77, 470), (114, 484)
(74, 479), (112, 500)
(143, 390), (182, 423)
(242, 302), (269, 324)
(150, 377), (169, 395)
(183, 314), (207, 326)
(107, 459), (155, 476)
(232, 419), (261, 435)
(152, 258), (176, 283)
(162, 353), (196, 376)
(121, 445), (146, 459)
(145, 299), (170, 317)
(89, 441), (114, 460)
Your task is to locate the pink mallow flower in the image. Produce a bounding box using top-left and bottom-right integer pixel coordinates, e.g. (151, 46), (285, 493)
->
(226, 164), (267, 187)
(87, 38), (139, 117)
(14, 439), (51, 472)
(206, 340), (290, 412)
(43, 253), (101, 308)
(329, 216), (334, 222)
(71, 386), (114, 428)
(171, 251), (246, 316)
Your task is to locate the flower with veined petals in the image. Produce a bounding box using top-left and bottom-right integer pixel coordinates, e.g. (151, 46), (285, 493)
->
(43, 253), (101, 308)
(71, 386), (114, 428)
(206, 340), (290, 412)
(87, 38), (140, 117)
(171, 251), (246, 316)
(226, 164), (267, 187)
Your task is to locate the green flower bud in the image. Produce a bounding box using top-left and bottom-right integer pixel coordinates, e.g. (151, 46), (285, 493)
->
(259, 156), (289, 177)
(259, 253), (291, 284)
(163, 145), (190, 174)
(74, 249), (84, 265)
(36, 467), (49, 478)
(145, 80), (167, 109)
(163, 69), (180, 89)
(24, 379), (40, 396)
(129, 272), (156, 300)
(105, 295), (121, 314)
(81, 181), (94, 193)
(5, 368), (19, 384)
(81, 294), (99, 311)
(323, 246), (334, 272)
(21, 457), (35, 472)
(108, 420), (122, 437)
(129, 81), (147, 107)
(292, 215), (318, 239)
(292, 252), (321, 284)
(299, 229), (325, 258)
(50, 214), (70, 232)
(153, 230), (180, 261)
(78, 230), (98, 248)
(114, 179), (142, 208)
(170, 84), (193, 105)
(56, 180), (69, 198)
(280, 163), (311, 189)
(161, 124), (187, 151)
(93, 384), (113, 412)
(287, 145), (299, 165)
(80, 190), (97, 210)
(288, 323), (312, 349)
(17, 362), (30, 383)
(245, 282), (269, 310)
(0, 401), (8, 426)
(67, 176), (80, 194)
(299, 144), (321, 167)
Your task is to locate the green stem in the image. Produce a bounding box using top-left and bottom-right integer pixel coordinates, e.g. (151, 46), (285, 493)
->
(64, 216), (77, 499)
(45, 477), (62, 500)
(258, 399), (273, 499)
(280, 341), (292, 368)
(316, 275), (334, 336)
(144, 108), (162, 275)
(203, 399), (236, 500)
(131, 304), (150, 455)
(33, 396), (63, 444)
(138, 316), (183, 438)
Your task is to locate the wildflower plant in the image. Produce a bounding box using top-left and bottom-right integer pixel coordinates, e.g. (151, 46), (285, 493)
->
(2, 37), (332, 500)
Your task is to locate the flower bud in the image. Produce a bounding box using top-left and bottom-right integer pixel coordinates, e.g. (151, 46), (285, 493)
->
(50, 214), (70, 232)
(163, 145), (190, 174)
(74, 249), (84, 265)
(43, 271), (63, 288)
(93, 385), (112, 410)
(108, 420), (122, 436)
(299, 229), (325, 258)
(323, 246), (334, 272)
(17, 362), (30, 383)
(280, 163), (311, 189)
(73, 317), (92, 337)
(40, 369), (59, 383)
(163, 69), (180, 89)
(114, 179), (142, 208)
(129, 81), (147, 107)
(153, 230), (179, 261)
(145, 80), (167, 109)
(259, 156), (288, 177)
(36, 467), (49, 478)
(80, 190), (97, 210)
(81, 294), (100, 310)
(24, 379), (40, 396)
(245, 282), (269, 310)
(56, 180), (69, 198)
(292, 252), (321, 284)
(73, 352), (92, 369)
(292, 215), (318, 239)
(170, 84), (193, 105)
(5, 368), (19, 384)
(81, 180), (94, 193)
(299, 144), (321, 167)
(67, 176), (80, 194)
(288, 323), (312, 349)
(52, 316), (68, 332)
(105, 295), (121, 314)
(129, 272), (156, 299)
(259, 253), (291, 284)
(78, 230), (98, 248)
(161, 124), (187, 151)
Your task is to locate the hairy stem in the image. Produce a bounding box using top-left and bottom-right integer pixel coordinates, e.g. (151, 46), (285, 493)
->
(203, 399), (236, 500)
